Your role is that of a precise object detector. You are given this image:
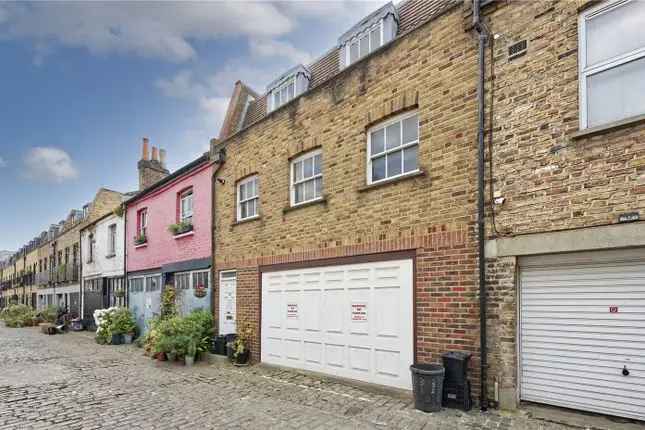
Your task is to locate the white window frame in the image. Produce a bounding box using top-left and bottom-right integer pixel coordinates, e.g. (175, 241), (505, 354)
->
(237, 175), (259, 221)
(366, 110), (420, 185)
(270, 77), (296, 111)
(179, 189), (193, 224)
(107, 224), (117, 256)
(346, 21), (383, 66)
(290, 149), (323, 207)
(174, 269), (209, 290)
(128, 276), (145, 293)
(138, 209), (148, 237)
(175, 271), (191, 290)
(578, 0), (645, 129)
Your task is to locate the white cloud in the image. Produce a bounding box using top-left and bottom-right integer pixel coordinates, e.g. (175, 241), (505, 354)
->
(0, 2), (293, 63)
(0, 156), (6, 168)
(156, 70), (207, 101)
(23, 147), (78, 183)
(249, 39), (312, 65)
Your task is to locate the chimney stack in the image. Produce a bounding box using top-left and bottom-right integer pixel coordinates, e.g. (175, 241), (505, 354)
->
(137, 138), (170, 191)
(142, 138), (150, 160)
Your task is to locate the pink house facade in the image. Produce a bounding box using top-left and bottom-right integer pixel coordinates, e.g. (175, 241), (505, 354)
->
(125, 147), (214, 329)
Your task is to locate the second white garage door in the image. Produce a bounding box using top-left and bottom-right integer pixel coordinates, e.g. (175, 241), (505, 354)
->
(261, 259), (414, 389)
(520, 248), (645, 421)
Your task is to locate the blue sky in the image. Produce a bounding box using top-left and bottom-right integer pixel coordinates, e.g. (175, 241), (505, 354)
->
(0, 1), (383, 251)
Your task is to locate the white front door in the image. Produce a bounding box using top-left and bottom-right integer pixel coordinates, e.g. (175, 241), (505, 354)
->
(520, 248), (645, 421)
(261, 258), (414, 390)
(219, 271), (237, 335)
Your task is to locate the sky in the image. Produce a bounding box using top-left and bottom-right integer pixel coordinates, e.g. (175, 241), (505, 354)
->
(0, 0), (385, 251)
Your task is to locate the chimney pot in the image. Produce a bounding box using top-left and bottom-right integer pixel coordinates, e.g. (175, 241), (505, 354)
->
(159, 149), (166, 168)
(142, 138), (150, 160)
(151, 146), (159, 162)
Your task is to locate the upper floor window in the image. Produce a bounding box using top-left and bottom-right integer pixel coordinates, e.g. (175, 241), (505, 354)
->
(179, 188), (193, 224)
(107, 224), (117, 256)
(237, 175), (259, 221)
(339, 2), (398, 68)
(579, 0), (645, 129)
(87, 234), (95, 263)
(267, 65), (311, 113)
(272, 78), (295, 111)
(367, 111), (419, 184)
(137, 208), (148, 237)
(291, 150), (323, 206)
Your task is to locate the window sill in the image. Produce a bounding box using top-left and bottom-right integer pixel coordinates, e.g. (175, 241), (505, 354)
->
(357, 170), (426, 192)
(134, 243), (148, 249)
(173, 231), (195, 240)
(282, 197), (327, 214)
(571, 114), (645, 140)
(232, 215), (260, 227)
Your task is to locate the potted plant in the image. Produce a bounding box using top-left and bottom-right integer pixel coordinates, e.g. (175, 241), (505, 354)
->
(154, 336), (172, 361)
(134, 232), (147, 245)
(194, 284), (207, 298)
(114, 288), (125, 299)
(168, 221), (194, 236)
(185, 340), (196, 367)
(231, 320), (253, 366)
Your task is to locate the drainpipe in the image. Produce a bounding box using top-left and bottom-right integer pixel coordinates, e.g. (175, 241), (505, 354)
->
(473, 0), (489, 412)
(209, 144), (225, 331)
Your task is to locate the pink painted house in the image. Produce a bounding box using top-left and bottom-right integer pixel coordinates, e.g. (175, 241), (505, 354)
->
(125, 140), (213, 330)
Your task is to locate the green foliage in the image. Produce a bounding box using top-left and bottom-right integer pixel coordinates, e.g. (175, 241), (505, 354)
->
(0, 304), (37, 328)
(167, 221), (193, 235)
(233, 320), (254, 360)
(134, 233), (147, 245)
(144, 309), (214, 360)
(111, 308), (137, 335)
(40, 305), (59, 324)
(161, 287), (177, 318)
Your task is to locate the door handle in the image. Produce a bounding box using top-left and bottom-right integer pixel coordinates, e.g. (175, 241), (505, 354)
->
(622, 365), (629, 376)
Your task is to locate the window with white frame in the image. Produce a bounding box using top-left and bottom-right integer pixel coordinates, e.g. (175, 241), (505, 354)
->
(367, 111), (419, 184)
(237, 175), (259, 221)
(138, 209), (148, 237)
(107, 224), (117, 256)
(291, 150), (323, 206)
(579, 0), (645, 129)
(145, 275), (160, 292)
(271, 78), (296, 111)
(129, 277), (144, 293)
(348, 23), (382, 65)
(192, 270), (209, 289)
(179, 189), (193, 224)
(175, 272), (190, 290)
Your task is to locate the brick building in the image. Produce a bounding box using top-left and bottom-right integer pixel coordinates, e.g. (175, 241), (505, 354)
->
(125, 140), (214, 333)
(211, 0), (481, 393)
(209, 0), (644, 420)
(477, 0), (645, 419)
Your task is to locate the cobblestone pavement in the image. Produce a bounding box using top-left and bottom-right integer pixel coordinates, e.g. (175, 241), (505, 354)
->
(0, 325), (579, 429)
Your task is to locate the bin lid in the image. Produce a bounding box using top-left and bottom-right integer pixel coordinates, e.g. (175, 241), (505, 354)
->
(410, 363), (445, 375)
(442, 351), (472, 360)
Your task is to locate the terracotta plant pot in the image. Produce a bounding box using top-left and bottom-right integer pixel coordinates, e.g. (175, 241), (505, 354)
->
(156, 352), (167, 361)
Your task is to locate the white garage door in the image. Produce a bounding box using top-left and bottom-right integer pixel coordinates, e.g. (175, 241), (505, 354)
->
(520, 248), (645, 421)
(261, 259), (413, 389)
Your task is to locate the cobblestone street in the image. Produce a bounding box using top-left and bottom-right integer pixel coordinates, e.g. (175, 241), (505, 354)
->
(0, 325), (594, 429)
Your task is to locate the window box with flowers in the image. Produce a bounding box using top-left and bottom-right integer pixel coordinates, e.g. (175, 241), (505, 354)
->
(168, 221), (194, 237)
(134, 233), (147, 246)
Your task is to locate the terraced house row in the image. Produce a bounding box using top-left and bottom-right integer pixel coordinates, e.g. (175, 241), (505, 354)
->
(2, 0), (644, 421)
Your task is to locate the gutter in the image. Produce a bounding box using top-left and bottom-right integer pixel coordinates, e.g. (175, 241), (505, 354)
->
(473, 0), (489, 412)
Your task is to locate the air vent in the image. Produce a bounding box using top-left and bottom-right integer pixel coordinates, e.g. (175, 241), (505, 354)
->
(508, 40), (527, 60)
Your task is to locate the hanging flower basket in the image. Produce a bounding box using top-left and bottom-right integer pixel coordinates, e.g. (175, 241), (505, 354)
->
(114, 289), (125, 298)
(194, 285), (207, 298)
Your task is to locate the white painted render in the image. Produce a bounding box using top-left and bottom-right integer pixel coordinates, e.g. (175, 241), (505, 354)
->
(81, 213), (125, 279)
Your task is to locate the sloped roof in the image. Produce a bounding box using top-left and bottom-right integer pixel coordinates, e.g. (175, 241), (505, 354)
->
(233, 0), (458, 133)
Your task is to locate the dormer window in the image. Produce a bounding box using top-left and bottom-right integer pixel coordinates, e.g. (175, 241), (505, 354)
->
(338, 2), (398, 68)
(267, 65), (311, 113)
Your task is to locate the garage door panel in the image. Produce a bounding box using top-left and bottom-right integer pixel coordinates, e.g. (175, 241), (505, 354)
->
(323, 289), (345, 334)
(523, 346), (645, 366)
(520, 250), (645, 421)
(302, 290), (322, 332)
(262, 259), (413, 390)
(525, 362), (645, 390)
